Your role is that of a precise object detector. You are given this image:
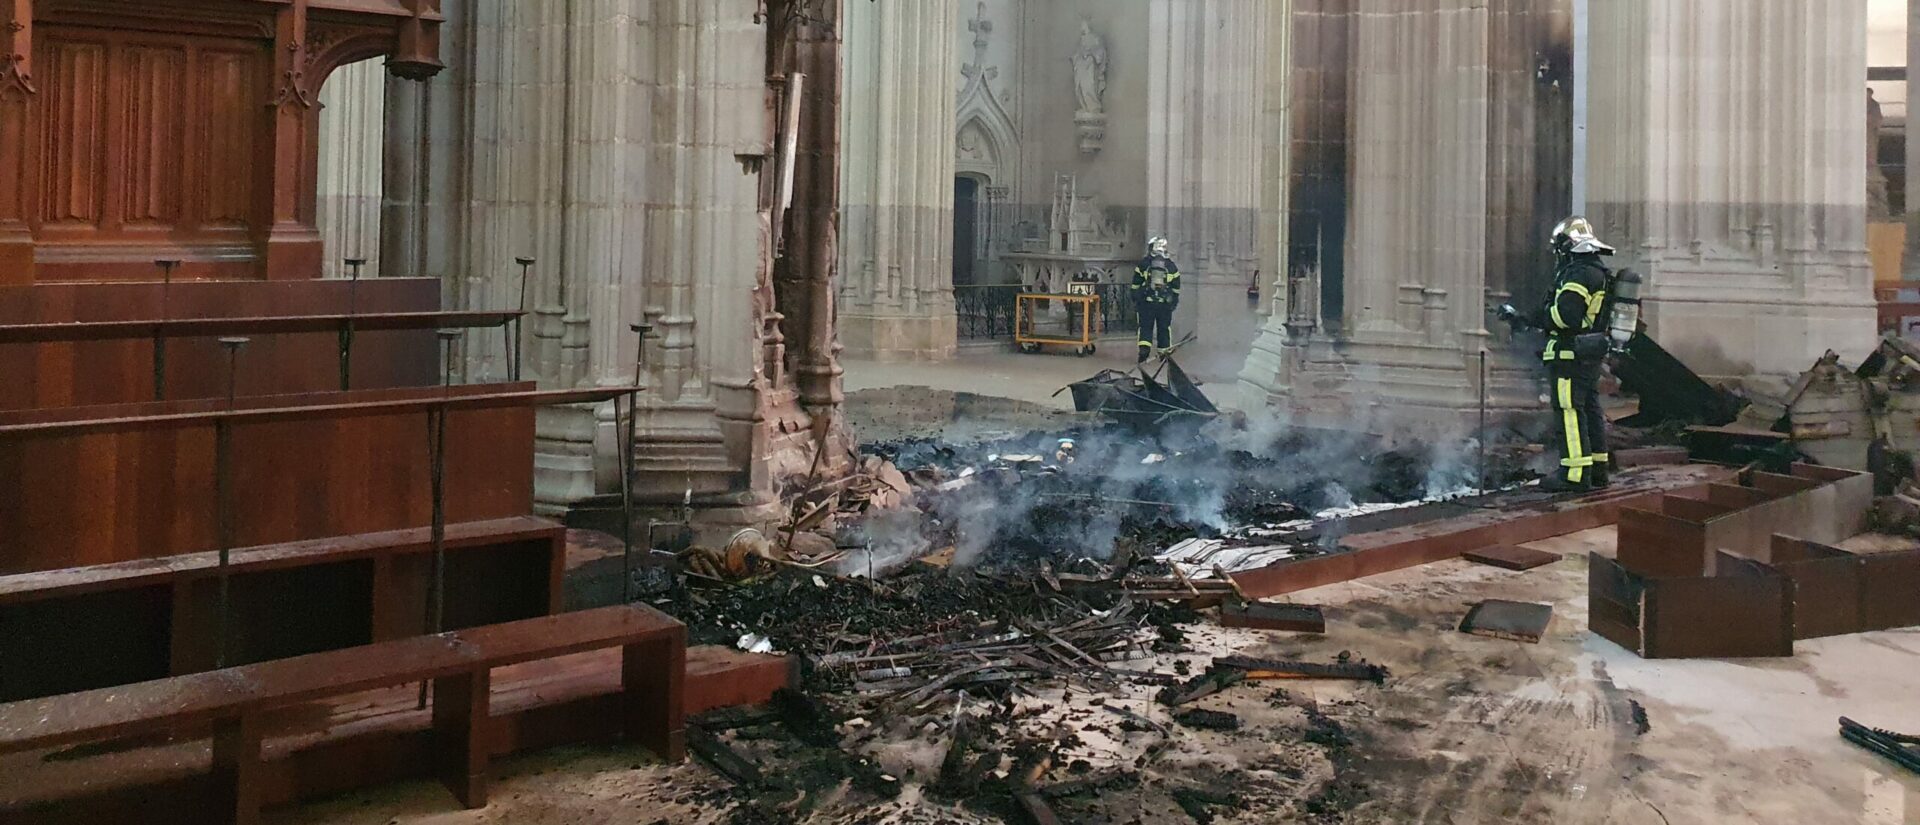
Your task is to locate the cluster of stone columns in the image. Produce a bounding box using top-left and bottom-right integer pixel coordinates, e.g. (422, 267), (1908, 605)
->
(1588, 0), (1875, 378)
(315, 0), (840, 526)
(1146, 0), (1270, 360)
(1241, 0), (1873, 435)
(838, 0), (960, 362)
(1240, 0), (1554, 437)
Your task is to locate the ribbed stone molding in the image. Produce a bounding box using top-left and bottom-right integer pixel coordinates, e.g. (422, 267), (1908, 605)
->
(838, 0), (961, 362)
(1588, 0), (1876, 378)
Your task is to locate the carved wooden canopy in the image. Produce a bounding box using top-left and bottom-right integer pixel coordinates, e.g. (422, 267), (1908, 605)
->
(0, 0), (443, 283)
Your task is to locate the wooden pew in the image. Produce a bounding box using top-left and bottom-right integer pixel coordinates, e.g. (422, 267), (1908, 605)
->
(0, 605), (687, 825)
(0, 384), (631, 574)
(0, 516), (567, 701)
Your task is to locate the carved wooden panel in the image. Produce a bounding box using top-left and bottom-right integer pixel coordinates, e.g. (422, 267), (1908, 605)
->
(1, 0), (441, 283)
(34, 35), (106, 230)
(196, 48), (256, 230)
(122, 44), (184, 228)
(30, 24), (266, 279)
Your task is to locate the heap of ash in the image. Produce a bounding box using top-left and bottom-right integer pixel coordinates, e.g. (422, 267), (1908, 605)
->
(657, 564), (1376, 825)
(643, 426), (1526, 823)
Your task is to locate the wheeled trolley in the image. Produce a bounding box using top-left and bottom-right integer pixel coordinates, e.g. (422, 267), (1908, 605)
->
(1014, 292), (1100, 356)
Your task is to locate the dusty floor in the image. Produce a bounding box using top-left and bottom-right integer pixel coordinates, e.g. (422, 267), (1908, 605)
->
(273, 525), (1920, 825)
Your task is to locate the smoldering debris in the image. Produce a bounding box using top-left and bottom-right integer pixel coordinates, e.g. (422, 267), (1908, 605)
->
(860, 422), (1535, 574)
(644, 414), (1547, 823)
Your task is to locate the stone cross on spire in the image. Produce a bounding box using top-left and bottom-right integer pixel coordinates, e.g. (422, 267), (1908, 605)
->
(962, 1), (995, 81)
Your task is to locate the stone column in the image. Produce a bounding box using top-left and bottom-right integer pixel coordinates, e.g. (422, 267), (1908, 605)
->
(1589, 0), (1875, 379)
(837, 0), (960, 362)
(1239, 0), (1295, 400)
(1147, 0), (1268, 363)
(315, 58), (386, 279)
(1907, 0), (1920, 280)
(1241, 0), (1555, 438)
(627, 0), (773, 517)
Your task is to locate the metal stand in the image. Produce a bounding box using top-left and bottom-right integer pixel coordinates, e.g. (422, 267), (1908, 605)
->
(214, 336), (249, 668)
(419, 329), (460, 709)
(619, 324), (651, 603)
(339, 257), (366, 391)
(510, 257), (534, 382)
(153, 260), (180, 401)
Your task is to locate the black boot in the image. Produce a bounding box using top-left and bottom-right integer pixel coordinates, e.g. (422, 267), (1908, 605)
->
(1588, 465), (1611, 490)
(1540, 474), (1589, 494)
(1138, 344), (1152, 364)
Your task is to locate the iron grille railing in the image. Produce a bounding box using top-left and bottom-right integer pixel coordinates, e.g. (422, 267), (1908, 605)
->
(954, 283), (1139, 342)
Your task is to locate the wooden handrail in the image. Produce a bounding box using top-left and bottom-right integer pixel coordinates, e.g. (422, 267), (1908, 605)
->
(0, 385), (640, 438)
(0, 515), (560, 604)
(0, 310), (522, 345)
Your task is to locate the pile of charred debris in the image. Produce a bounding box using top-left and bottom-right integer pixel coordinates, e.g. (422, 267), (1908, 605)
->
(639, 419), (1543, 824)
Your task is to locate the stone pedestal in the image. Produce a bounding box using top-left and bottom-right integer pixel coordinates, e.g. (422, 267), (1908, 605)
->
(838, 0), (960, 362)
(1588, 0), (1876, 377)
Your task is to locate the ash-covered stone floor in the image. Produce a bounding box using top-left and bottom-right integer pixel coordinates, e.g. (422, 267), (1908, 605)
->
(278, 524), (1920, 825)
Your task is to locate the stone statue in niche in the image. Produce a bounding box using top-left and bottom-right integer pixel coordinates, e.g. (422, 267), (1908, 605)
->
(1071, 21), (1108, 155)
(1868, 88), (1890, 220)
(958, 125), (987, 163)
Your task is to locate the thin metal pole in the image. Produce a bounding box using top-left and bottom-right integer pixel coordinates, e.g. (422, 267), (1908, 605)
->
(512, 257), (534, 382)
(341, 258), (365, 391)
(1478, 349), (1489, 493)
(418, 329), (458, 710)
(621, 324), (649, 602)
(430, 329), (459, 632)
(154, 260), (179, 401)
(214, 336), (248, 668)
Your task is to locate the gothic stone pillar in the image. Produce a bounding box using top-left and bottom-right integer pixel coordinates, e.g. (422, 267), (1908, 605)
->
(837, 0), (959, 362)
(1240, 0), (1555, 438)
(1588, 0), (1876, 378)
(1148, 0), (1268, 365)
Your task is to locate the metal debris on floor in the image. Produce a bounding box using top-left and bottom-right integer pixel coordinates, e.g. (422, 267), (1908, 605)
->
(1839, 716), (1920, 775)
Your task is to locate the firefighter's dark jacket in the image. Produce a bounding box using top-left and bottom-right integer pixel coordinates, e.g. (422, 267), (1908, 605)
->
(1132, 256), (1182, 306)
(1533, 255), (1608, 361)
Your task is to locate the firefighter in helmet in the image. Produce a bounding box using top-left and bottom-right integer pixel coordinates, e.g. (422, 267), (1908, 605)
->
(1132, 236), (1181, 363)
(1528, 216), (1615, 491)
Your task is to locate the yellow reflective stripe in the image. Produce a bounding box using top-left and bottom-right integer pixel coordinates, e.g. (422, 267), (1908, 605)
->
(1592, 453), (1611, 464)
(1560, 282), (1594, 300)
(1558, 377), (1587, 481)
(1549, 302), (1567, 329)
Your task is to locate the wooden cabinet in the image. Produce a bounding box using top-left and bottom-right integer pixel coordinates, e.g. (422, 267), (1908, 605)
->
(0, 0), (443, 283)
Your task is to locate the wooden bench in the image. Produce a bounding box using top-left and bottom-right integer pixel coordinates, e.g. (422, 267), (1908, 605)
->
(0, 516), (567, 701)
(0, 605), (686, 825)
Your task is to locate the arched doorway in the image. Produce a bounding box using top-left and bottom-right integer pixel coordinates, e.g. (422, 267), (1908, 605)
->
(954, 174), (984, 287)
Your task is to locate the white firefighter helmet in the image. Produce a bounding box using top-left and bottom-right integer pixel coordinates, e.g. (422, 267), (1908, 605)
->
(1148, 236), (1170, 257)
(1550, 216), (1615, 256)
